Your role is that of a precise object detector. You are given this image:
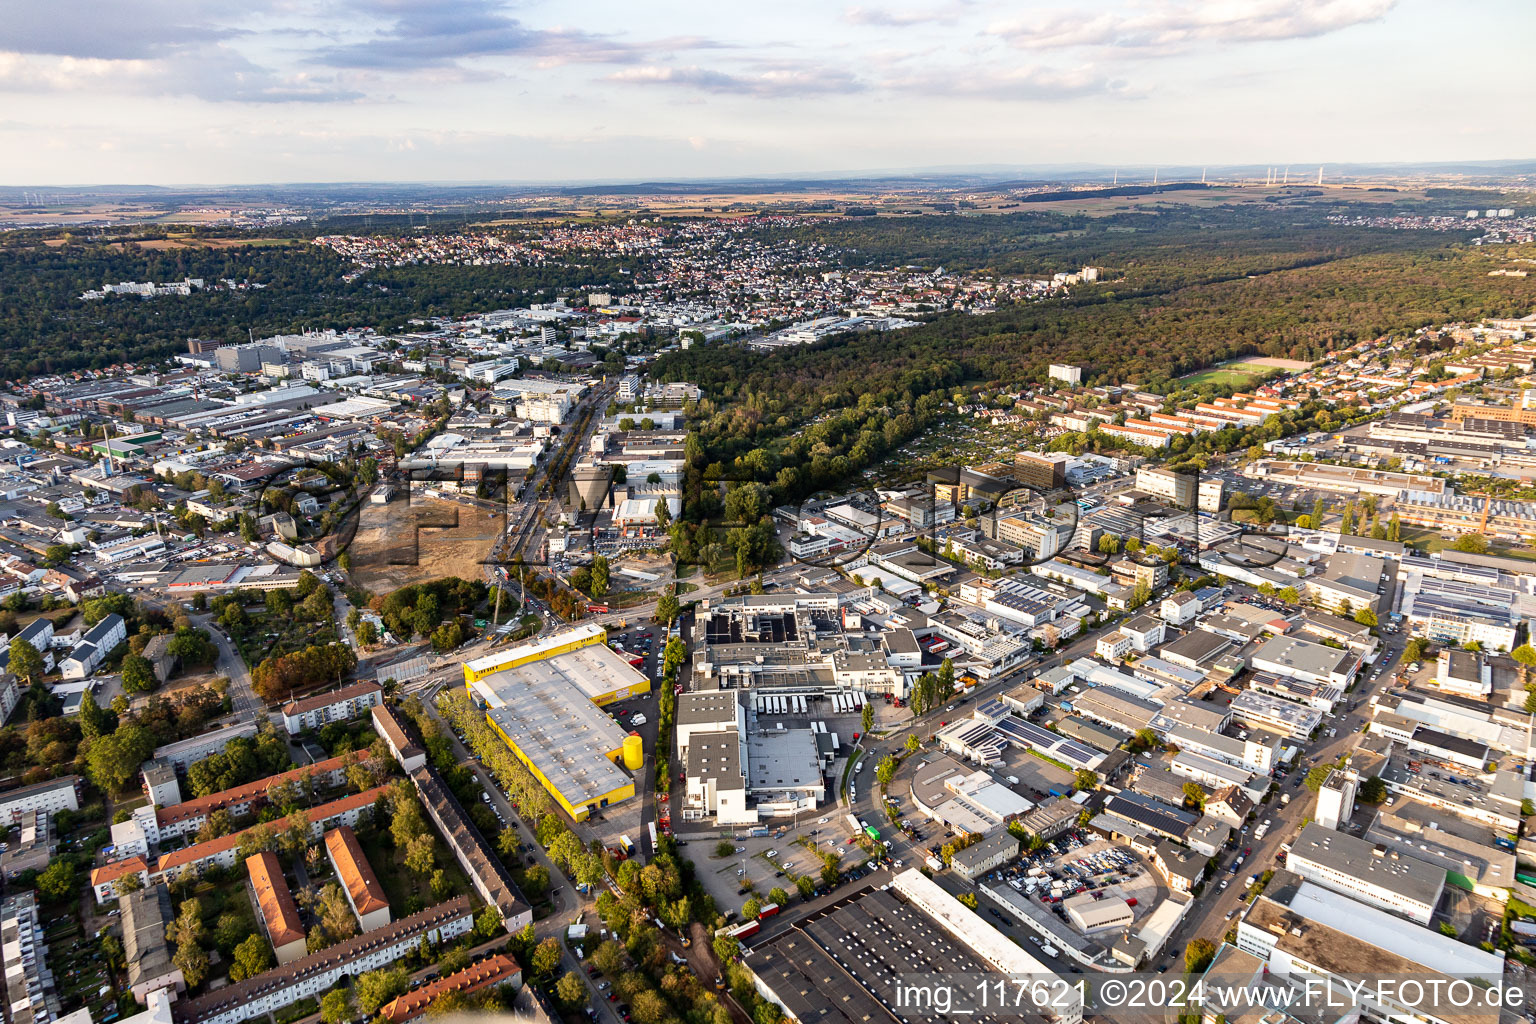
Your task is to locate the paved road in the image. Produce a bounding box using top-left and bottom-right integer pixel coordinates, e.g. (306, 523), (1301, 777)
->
(198, 616), (263, 720)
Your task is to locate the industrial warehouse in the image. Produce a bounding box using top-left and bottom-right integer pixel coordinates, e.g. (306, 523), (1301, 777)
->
(464, 624), (649, 821)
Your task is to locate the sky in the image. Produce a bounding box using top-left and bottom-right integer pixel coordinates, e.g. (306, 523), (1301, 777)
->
(0, 0), (1526, 185)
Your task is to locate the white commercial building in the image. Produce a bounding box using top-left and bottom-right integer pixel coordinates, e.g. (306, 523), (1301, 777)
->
(1285, 823), (1445, 926)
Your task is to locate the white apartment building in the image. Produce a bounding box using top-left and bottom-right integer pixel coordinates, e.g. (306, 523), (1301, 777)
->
(280, 681), (383, 736)
(0, 776), (79, 823)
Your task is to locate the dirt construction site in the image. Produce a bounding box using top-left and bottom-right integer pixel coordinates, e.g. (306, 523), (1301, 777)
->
(349, 495), (504, 591)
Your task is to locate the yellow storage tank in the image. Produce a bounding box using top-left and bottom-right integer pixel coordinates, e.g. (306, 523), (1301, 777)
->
(622, 733), (644, 771)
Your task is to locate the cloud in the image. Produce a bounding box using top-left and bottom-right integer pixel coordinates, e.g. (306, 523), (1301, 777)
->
(988, 0), (1396, 53)
(0, 1), (361, 102)
(316, 0), (724, 70)
(844, 3), (966, 27)
(608, 64), (866, 97)
(889, 64), (1139, 100)
(0, 49), (362, 103)
(0, 0), (254, 60)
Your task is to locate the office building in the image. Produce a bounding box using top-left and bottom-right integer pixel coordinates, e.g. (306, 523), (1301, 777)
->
(1285, 823), (1445, 925)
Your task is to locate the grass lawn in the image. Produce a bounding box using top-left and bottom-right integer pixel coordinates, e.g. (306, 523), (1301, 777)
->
(357, 828), (472, 917)
(1398, 526), (1536, 562)
(1178, 366), (1272, 389)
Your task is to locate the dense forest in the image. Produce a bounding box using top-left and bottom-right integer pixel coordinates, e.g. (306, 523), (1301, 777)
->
(654, 207), (1536, 514)
(0, 238), (636, 379)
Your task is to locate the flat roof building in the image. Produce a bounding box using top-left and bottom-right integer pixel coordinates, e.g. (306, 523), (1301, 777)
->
(745, 869), (1081, 1024)
(467, 625), (647, 821)
(1286, 822), (1446, 925)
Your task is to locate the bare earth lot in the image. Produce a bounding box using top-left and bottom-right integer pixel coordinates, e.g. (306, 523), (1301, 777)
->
(350, 496), (502, 591)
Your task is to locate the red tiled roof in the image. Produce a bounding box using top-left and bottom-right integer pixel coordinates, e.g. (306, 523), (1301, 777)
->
(324, 824), (389, 918)
(282, 680), (381, 717)
(378, 955), (522, 1023)
(156, 785), (389, 874)
(247, 852), (305, 948)
(156, 752), (363, 829)
(90, 855), (147, 889)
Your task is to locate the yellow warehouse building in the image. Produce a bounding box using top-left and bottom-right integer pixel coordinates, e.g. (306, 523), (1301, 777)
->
(465, 623), (650, 821)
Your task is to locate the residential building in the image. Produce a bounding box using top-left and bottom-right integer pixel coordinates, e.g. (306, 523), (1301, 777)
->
(122, 884), (183, 1004)
(0, 777), (78, 823)
(377, 955), (522, 1024)
(325, 825), (392, 933)
(1, 892), (61, 1024)
(58, 613), (126, 680)
(373, 705), (427, 774)
(280, 681), (383, 736)
(248, 852), (308, 965)
(169, 898), (475, 1024)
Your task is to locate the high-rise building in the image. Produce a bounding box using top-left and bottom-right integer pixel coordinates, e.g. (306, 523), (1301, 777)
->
(1315, 769), (1356, 830)
(1013, 451), (1068, 490)
(1135, 465), (1195, 508)
(1048, 364), (1083, 385)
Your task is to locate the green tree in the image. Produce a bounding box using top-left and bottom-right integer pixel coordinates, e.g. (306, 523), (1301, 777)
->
(77, 689), (111, 739)
(320, 990), (355, 1024)
(228, 934), (273, 982)
(556, 971), (588, 1008)
(1074, 769), (1099, 791)
(121, 653), (156, 693)
(531, 936), (564, 977)
(590, 556), (610, 598)
(875, 755), (898, 785)
(36, 859), (75, 902)
(1513, 644), (1536, 686)
(86, 723), (156, 794)
(1405, 636), (1428, 664)
(1277, 586), (1300, 605)
(7, 638), (43, 685)
(1354, 607), (1378, 627)
(905, 734), (921, 756)
(1453, 533), (1490, 554)
(1359, 776), (1388, 804)
(1185, 937), (1217, 974)
(656, 593), (680, 627)
(174, 941), (210, 989)
(355, 966), (410, 1015)
(1182, 781), (1206, 811)
(860, 702), (874, 734)
(742, 897), (761, 920)
(715, 840), (735, 858)
(1098, 534), (1121, 555)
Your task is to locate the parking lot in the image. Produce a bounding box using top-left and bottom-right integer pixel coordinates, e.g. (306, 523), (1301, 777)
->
(985, 835), (1164, 927)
